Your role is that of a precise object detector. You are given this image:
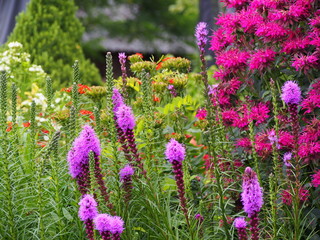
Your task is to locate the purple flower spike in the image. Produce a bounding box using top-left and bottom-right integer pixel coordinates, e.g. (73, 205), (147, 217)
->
(281, 81), (302, 105)
(94, 214), (113, 232)
(195, 22), (208, 46)
(234, 217), (248, 240)
(234, 217), (247, 229)
(241, 167), (263, 217)
(115, 104), (136, 131)
(118, 52), (126, 65)
(165, 139), (186, 163)
(110, 216), (125, 235)
(283, 152), (292, 167)
(67, 125), (101, 178)
(78, 194), (98, 221)
(112, 88), (124, 112)
(119, 165), (135, 181)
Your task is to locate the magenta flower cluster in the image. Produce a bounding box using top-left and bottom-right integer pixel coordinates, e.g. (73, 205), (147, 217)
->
(67, 125), (101, 178)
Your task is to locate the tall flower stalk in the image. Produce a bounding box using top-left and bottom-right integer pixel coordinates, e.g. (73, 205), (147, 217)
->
(165, 139), (189, 227)
(79, 194), (98, 240)
(119, 165), (134, 203)
(241, 167), (263, 240)
(281, 81), (303, 240)
(118, 52), (128, 102)
(195, 22), (230, 238)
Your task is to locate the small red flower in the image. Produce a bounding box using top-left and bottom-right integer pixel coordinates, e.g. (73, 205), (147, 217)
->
(135, 53), (143, 58)
(23, 122), (31, 128)
(42, 129), (49, 134)
(153, 95), (160, 102)
(79, 109), (95, 120)
(169, 79), (175, 84)
(6, 122), (13, 132)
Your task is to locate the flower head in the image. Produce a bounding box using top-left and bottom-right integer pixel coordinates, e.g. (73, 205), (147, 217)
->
(283, 152), (292, 167)
(94, 214), (113, 232)
(241, 167), (263, 217)
(195, 22), (208, 47)
(165, 139), (186, 163)
(281, 81), (302, 105)
(233, 217), (247, 229)
(119, 165), (135, 181)
(118, 52), (126, 65)
(110, 216), (125, 234)
(67, 125), (101, 178)
(115, 104), (136, 131)
(112, 88), (124, 112)
(78, 194), (98, 221)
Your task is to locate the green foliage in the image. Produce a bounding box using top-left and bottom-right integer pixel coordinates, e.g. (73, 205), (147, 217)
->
(7, 0), (102, 88)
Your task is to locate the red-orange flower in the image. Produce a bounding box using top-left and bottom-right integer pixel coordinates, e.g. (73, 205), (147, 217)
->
(6, 122), (13, 132)
(23, 122), (31, 128)
(61, 84), (91, 94)
(153, 95), (160, 102)
(79, 109), (95, 120)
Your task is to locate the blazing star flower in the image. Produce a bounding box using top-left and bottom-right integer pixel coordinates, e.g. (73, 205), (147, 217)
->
(119, 165), (135, 181)
(112, 88), (124, 112)
(283, 152), (292, 167)
(234, 217), (247, 228)
(281, 81), (301, 105)
(67, 125), (101, 178)
(195, 22), (208, 47)
(118, 52), (126, 65)
(109, 216), (125, 235)
(94, 214), (113, 232)
(78, 194), (98, 221)
(165, 139), (186, 163)
(115, 104), (136, 132)
(241, 167), (263, 217)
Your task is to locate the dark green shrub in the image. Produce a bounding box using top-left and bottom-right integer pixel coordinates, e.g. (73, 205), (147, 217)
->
(8, 0), (102, 88)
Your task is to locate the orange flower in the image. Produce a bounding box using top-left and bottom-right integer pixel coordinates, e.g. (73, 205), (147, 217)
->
(6, 122), (13, 132)
(79, 109), (95, 120)
(156, 62), (163, 70)
(135, 53), (143, 58)
(169, 79), (175, 84)
(153, 95), (160, 102)
(23, 122), (31, 128)
(61, 84), (91, 94)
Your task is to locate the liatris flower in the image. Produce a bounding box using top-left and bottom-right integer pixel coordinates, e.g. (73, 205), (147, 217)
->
(109, 216), (125, 240)
(281, 81), (301, 105)
(241, 167), (263, 240)
(119, 165), (135, 203)
(94, 214), (125, 240)
(67, 125), (101, 194)
(115, 104), (146, 177)
(234, 217), (248, 240)
(115, 105), (136, 132)
(283, 152), (292, 167)
(118, 52), (128, 100)
(112, 88), (124, 112)
(94, 214), (113, 240)
(195, 22), (208, 47)
(79, 195), (98, 240)
(165, 139), (189, 226)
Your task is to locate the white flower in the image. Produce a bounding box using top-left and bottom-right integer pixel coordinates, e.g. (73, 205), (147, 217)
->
(29, 65), (44, 73)
(0, 65), (10, 71)
(44, 136), (49, 141)
(8, 42), (23, 48)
